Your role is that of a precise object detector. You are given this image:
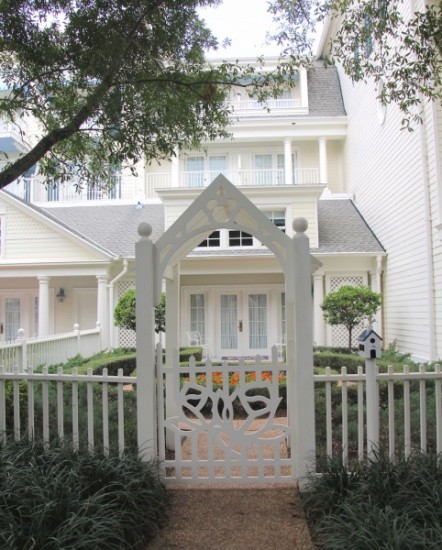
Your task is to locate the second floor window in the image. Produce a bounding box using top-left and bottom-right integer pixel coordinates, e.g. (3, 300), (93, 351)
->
(185, 155), (227, 187)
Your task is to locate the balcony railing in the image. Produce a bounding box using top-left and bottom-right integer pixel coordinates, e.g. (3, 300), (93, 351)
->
(7, 175), (122, 203)
(0, 119), (29, 153)
(149, 168), (321, 191)
(228, 98), (302, 115)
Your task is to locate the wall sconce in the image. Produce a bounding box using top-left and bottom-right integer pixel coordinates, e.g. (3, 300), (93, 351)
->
(56, 288), (66, 302)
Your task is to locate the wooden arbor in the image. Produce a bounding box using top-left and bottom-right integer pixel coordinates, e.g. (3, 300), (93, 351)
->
(135, 175), (316, 481)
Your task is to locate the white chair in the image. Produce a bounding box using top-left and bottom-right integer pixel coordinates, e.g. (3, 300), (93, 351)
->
(186, 331), (209, 359)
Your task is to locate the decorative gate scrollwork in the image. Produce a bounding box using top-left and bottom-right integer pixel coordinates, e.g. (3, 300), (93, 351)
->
(158, 349), (291, 484)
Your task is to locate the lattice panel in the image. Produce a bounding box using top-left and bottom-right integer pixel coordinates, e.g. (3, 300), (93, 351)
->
(159, 355), (291, 484)
(329, 276), (364, 349)
(117, 281), (136, 348)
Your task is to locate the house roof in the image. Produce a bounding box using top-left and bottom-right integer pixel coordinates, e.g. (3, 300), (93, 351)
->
(44, 203), (164, 257)
(307, 63), (346, 117)
(39, 198), (382, 258)
(314, 199), (385, 254)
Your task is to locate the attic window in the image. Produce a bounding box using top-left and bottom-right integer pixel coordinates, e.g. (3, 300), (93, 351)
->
(198, 230), (220, 247)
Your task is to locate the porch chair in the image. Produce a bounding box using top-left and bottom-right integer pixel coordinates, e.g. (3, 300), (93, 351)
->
(186, 331), (209, 359)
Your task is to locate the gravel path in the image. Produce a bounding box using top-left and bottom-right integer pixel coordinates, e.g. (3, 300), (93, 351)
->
(148, 485), (316, 550)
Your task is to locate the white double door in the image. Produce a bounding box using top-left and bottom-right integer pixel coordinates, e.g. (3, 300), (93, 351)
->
(217, 290), (269, 358)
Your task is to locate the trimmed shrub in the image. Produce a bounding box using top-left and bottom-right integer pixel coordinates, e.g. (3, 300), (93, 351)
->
(314, 351), (363, 373)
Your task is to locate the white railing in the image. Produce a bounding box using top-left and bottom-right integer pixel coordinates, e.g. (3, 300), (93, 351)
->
(149, 168), (321, 191)
(0, 324), (102, 372)
(314, 364), (442, 463)
(6, 175), (122, 203)
(228, 98), (302, 113)
(0, 365), (136, 455)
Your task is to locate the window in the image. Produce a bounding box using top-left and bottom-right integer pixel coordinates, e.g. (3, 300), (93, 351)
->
(186, 155), (227, 187)
(229, 230), (253, 247)
(254, 155), (273, 186)
(190, 294), (205, 337)
(281, 292), (286, 339)
(198, 230), (221, 248)
(277, 152), (298, 185)
(186, 156), (204, 187)
(249, 294), (267, 349)
(265, 210), (286, 233)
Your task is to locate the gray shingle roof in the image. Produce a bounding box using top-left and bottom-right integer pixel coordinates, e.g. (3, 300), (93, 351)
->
(314, 199), (385, 253)
(44, 199), (382, 257)
(44, 203), (164, 257)
(307, 63), (346, 117)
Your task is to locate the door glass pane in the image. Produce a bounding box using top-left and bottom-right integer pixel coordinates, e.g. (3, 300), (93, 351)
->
(208, 155), (227, 182)
(5, 298), (20, 341)
(254, 155), (272, 186)
(190, 294), (205, 337)
(249, 294), (267, 349)
(221, 295), (237, 349)
(186, 156), (205, 187)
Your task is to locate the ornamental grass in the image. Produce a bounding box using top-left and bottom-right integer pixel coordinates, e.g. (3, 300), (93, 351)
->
(0, 438), (168, 550)
(301, 450), (442, 550)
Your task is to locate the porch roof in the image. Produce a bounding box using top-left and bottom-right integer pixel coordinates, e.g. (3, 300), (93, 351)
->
(313, 199), (385, 254)
(44, 198), (383, 257)
(44, 203), (164, 257)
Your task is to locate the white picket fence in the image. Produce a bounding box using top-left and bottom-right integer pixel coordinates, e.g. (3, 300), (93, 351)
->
(0, 358), (441, 468)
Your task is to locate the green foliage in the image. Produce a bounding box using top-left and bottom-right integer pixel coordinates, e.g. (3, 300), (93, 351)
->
(301, 452), (442, 549)
(0, 439), (168, 549)
(321, 285), (381, 353)
(114, 289), (166, 334)
(314, 351), (362, 373)
(0, 0), (300, 188)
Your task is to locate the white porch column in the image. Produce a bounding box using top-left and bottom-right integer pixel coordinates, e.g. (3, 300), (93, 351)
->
(96, 275), (108, 349)
(313, 271), (325, 346)
(284, 138), (293, 185)
(319, 138), (328, 185)
(135, 223), (157, 460)
(37, 275), (50, 337)
(171, 146), (179, 187)
(287, 218), (315, 482)
(165, 263), (180, 450)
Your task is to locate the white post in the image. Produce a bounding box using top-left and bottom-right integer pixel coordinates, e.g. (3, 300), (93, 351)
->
(136, 223), (157, 460)
(319, 138), (328, 185)
(165, 264), (180, 450)
(313, 271), (325, 346)
(366, 358), (379, 457)
(288, 218), (316, 482)
(16, 328), (26, 372)
(96, 275), (108, 349)
(284, 138), (293, 185)
(171, 146), (179, 187)
(37, 275), (50, 336)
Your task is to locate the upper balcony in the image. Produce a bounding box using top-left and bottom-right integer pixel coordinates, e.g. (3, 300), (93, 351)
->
(7, 174), (122, 204)
(149, 168), (321, 192)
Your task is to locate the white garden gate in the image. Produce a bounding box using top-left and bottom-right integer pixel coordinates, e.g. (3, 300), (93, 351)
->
(135, 175), (316, 483)
(157, 345), (291, 484)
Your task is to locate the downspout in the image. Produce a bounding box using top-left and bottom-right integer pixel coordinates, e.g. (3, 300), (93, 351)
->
(418, 104), (437, 361)
(108, 259), (128, 349)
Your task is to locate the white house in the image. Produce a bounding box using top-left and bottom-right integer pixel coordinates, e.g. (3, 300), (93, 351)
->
(318, 8), (442, 362)
(0, 61), (386, 359)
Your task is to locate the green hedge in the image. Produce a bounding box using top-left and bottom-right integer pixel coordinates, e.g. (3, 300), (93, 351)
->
(314, 352), (363, 373)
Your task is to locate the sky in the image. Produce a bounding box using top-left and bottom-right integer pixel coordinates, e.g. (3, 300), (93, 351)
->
(198, 0), (282, 59)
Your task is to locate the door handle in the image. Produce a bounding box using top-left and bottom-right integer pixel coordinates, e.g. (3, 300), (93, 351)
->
(239, 321), (243, 332)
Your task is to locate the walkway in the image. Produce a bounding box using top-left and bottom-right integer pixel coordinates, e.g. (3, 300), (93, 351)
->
(148, 485), (316, 550)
